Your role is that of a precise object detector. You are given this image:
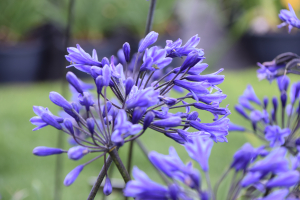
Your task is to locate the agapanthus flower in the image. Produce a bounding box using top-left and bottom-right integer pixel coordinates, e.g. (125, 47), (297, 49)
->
(31, 30), (230, 198)
(278, 3), (300, 32)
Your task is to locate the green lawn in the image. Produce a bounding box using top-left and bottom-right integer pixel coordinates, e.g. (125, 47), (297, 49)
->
(0, 69), (298, 200)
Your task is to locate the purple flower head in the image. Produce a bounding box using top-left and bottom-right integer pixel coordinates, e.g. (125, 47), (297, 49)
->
(122, 42), (130, 62)
(266, 170), (300, 188)
(138, 31), (159, 53)
(165, 35), (201, 58)
(278, 3), (300, 32)
(228, 122), (245, 132)
(64, 165), (84, 186)
(141, 47), (172, 71)
(66, 44), (101, 69)
(49, 92), (72, 110)
(190, 117), (229, 143)
(103, 177), (112, 196)
(257, 61), (286, 81)
(257, 189), (289, 200)
(230, 143), (266, 171)
(277, 75), (290, 92)
(185, 137), (213, 172)
(124, 166), (169, 199)
(179, 50), (204, 72)
(250, 147), (289, 174)
(68, 146), (89, 160)
(265, 125), (290, 147)
(143, 111), (155, 130)
(33, 146), (64, 156)
(242, 85), (261, 105)
(126, 87), (159, 109)
(66, 72), (83, 94)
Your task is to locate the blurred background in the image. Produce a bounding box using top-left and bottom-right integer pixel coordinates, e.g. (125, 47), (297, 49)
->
(1, 0), (300, 199)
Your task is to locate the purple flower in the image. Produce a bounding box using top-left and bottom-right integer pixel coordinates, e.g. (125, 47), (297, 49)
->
(278, 3), (300, 32)
(185, 137), (213, 171)
(238, 97), (254, 110)
(277, 76), (290, 92)
(173, 62), (208, 75)
(152, 117), (182, 128)
(68, 146), (89, 160)
(125, 77), (134, 96)
(190, 117), (229, 143)
(257, 61), (285, 81)
(138, 31), (159, 53)
(33, 146), (64, 156)
(30, 106), (63, 131)
(78, 92), (95, 109)
(179, 50), (204, 72)
(140, 46), (172, 71)
(241, 85), (261, 105)
(132, 107), (147, 124)
(228, 122), (245, 132)
(126, 87), (159, 109)
(190, 91), (227, 104)
(193, 103), (229, 120)
(49, 92), (72, 111)
(64, 165), (84, 186)
(124, 166), (169, 199)
(165, 35), (201, 58)
(95, 75), (104, 94)
(143, 111), (155, 130)
(122, 42), (131, 62)
(257, 189), (289, 200)
(264, 125), (290, 147)
(103, 177), (112, 196)
(174, 80), (210, 96)
(290, 82), (300, 104)
(241, 172), (264, 187)
(183, 69), (224, 85)
(266, 170), (300, 188)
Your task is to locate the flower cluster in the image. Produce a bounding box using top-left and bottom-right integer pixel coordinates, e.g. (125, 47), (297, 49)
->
(278, 3), (300, 32)
(30, 31), (229, 196)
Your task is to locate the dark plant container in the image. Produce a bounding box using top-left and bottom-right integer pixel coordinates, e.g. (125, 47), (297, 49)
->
(0, 40), (44, 83)
(242, 32), (300, 63)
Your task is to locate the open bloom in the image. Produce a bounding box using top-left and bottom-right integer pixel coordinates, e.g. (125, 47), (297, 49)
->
(278, 3), (300, 32)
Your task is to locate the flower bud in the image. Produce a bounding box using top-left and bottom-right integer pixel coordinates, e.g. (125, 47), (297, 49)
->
(102, 65), (111, 86)
(41, 112), (62, 130)
(64, 165), (84, 186)
(66, 72), (83, 94)
(123, 42), (131, 62)
(96, 75), (104, 94)
(132, 107), (147, 124)
(180, 50), (202, 72)
(263, 97), (268, 109)
(103, 177), (112, 196)
(86, 118), (94, 134)
(68, 146), (89, 160)
(125, 77), (134, 96)
(78, 92), (94, 109)
(64, 118), (74, 135)
(143, 111), (155, 130)
(187, 111), (199, 120)
(138, 31), (159, 53)
(49, 92), (72, 110)
(152, 117), (181, 128)
(281, 93), (287, 108)
(90, 66), (102, 79)
(33, 146), (64, 156)
(101, 57), (109, 66)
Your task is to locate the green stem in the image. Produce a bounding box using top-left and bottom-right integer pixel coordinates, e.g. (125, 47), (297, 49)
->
(109, 148), (131, 183)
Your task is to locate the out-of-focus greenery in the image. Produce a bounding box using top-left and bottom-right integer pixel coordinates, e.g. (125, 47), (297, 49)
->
(0, 0), (176, 42)
(1, 69), (299, 200)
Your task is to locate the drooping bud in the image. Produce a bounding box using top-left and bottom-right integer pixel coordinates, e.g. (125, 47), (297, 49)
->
(125, 77), (134, 96)
(95, 75), (104, 94)
(66, 72), (83, 94)
(138, 31), (159, 52)
(64, 165), (84, 186)
(144, 111), (155, 130)
(33, 146), (64, 156)
(41, 112), (62, 130)
(123, 42), (131, 62)
(102, 65), (111, 86)
(86, 118), (95, 134)
(180, 50), (202, 72)
(49, 92), (72, 110)
(68, 146), (89, 160)
(64, 118), (74, 135)
(103, 177), (113, 196)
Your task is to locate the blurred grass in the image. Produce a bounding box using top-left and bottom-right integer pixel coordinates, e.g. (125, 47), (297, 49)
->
(0, 68), (299, 200)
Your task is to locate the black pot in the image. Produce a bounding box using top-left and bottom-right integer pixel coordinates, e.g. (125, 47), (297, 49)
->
(242, 32), (300, 63)
(0, 41), (44, 83)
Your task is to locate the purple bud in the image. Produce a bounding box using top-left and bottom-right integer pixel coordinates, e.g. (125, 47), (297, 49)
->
(102, 101), (112, 118)
(160, 97), (177, 107)
(138, 31), (159, 52)
(263, 97), (268, 109)
(102, 65), (111, 86)
(103, 177), (112, 196)
(95, 75), (104, 94)
(68, 146), (89, 160)
(123, 42), (130, 62)
(152, 117), (182, 128)
(140, 57), (153, 72)
(132, 107), (147, 124)
(64, 165), (84, 186)
(125, 77), (134, 96)
(90, 66), (102, 79)
(180, 51), (202, 72)
(78, 92), (94, 109)
(277, 76), (290, 92)
(144, 112), (155, 130)
(64, 119), (74, 135)
(86, 118), (94, 134)
(234, 105), (249, 120)
(33, 146), (64, 156)
(281, 93), (287, 108)
(102, 57), (110, 66)
(187, 111), (199, 120)
(41, 112), (62, 130)
(49, 92), (72, 110)
(66, 72), (83, 94)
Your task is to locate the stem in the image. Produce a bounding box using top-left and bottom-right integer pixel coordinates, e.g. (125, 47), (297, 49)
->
(109, 148), (131, 183)
(87, 155), (113, 200)
(144, 0), (157, 36)
(135, 138), (169, 184)
(143, 71), (155, 89)
(126, 140), (135, 177)
(205, 171), (215, 200)
(213, 168), (230, 200)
